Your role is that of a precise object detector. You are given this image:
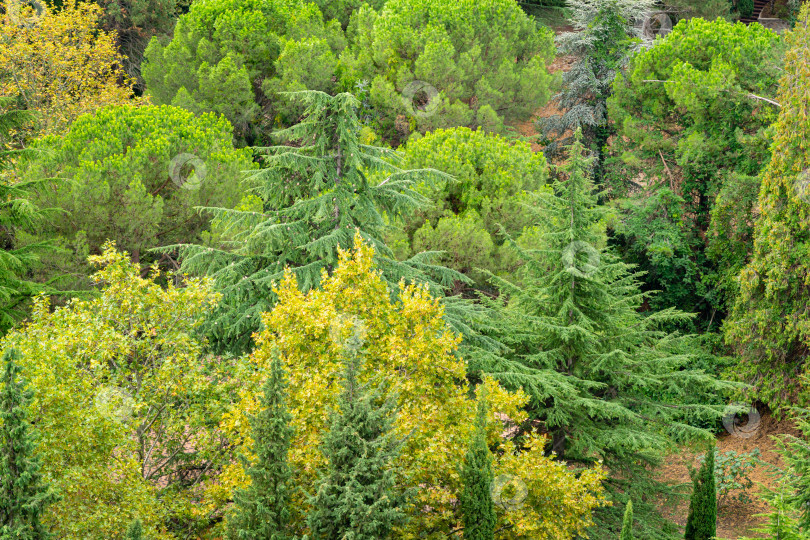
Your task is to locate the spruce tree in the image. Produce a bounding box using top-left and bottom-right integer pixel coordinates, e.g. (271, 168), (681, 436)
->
(684, 449), (717, 540)
(306, 327), (406, 539)
(619, 500), (634, 540)
(125, 519), (143, 540)
(478, 130), (726, 537)
(0, 347), (58, 539)
(459, 396), (495, 540)
(228, 351), (295, 540)
(168, 90), (467, 354)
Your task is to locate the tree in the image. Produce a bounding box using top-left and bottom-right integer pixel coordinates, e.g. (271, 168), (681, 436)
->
(607, 17), (783, 322)
(227, 351), (295, 540)
(142, 0), (345, 144)
(306, 329), (405, 539)
(0, 0), (135, 142)
(724, 3), (810, 411)
(169, 90), (464, 354)
(0, 347), (57, 539)
(3, 244), (235, 538)
(388, 127), (550, 289)
(684, 448), (717, 540)
(125, 519), (144, 540)
(539, 0), (655, 158)
(23, 104), (254, 292)
(340, 0), (555, 142)
(619, 500), (634, 540)
(478, 132), (727, 537)
(220, 236), (608, 538)
(459, 396), (495, 540)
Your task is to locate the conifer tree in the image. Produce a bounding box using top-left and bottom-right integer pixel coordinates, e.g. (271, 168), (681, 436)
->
(228, 351), (294, 540)
(619, 500), (634, 540)
(725, 2), (810, 411)
(0, 347), (58, 539)
(459, 396), (495, 540)
(684, 449), (717, 540)
(479, 130), (726, 536)
(306, 325), (406, 539)
(169, 90), (466, 354)
(125, 519), (143, 540)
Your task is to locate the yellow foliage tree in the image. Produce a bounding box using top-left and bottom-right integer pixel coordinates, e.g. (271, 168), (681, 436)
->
(2, 243), (233, 539)
(0, 0), (136, 140)
(218, 235), (607, 539)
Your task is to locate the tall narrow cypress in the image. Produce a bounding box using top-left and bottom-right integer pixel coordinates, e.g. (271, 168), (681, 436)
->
(619, 500), (634, 540)
(228, 351), (295, 540)
(684, 449), (717, 540)
(0, 347), (58, 539)
(125, 519), (143, 540)
(459, 395), (495, 540)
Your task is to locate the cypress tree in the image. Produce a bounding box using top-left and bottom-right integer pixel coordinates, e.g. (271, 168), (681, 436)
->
(0, 347), (58, 539)
(306, 327), (406, 539)
(619, 500), (634, 540)
(125, 519), (143, 540)
(684, 449), (717, 540)
(228, 351), (295, 540)
(459, 395), (495, 540)
(478, 130), (725, 536)
(168, 90), (466, 354)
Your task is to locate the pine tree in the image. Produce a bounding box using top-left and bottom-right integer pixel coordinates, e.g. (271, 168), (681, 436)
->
(306, 326), (406, 539)
(619, 500), (634, 540)
(459, 396), (495, 540)
(725, 2), (810, 411)
(684, 449), (717, 540)
(125, 519), (143, 540)
(168, 90), (469, 354)
(0, 347), (58, 539)
(228, 351), (295, 540)
(478, 130), (725, 537)
(539, 0), (655, 160)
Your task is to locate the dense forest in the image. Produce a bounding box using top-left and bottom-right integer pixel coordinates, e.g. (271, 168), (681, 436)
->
(0, 0), (808, 538)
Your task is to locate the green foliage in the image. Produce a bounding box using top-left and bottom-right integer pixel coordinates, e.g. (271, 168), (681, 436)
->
(142, 0), (345, 144)
(392, 127), (549, 286)
(23, 104), (253, 292)
(685, 448), (717, 540)
(477, 132), (728, 538)
(619, 500), (633, 540)
(227, 351), (295, 540)
(168, 91), (470, 354)
(459, 397), (495, 540)
(311, 0), (385, 28)
(724, 4), (810, 410)
(666, 0), (732, 20)
(707, 448), (760, 506)
(738, 0), (754, 18)
(540, 0), (655, 156)
(606, 17), (783, 322)
(340, 0), (555, 142)
(125, 519), (144, 540)
(0, 348), (58, 540)
(306, 333), (406, 539)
